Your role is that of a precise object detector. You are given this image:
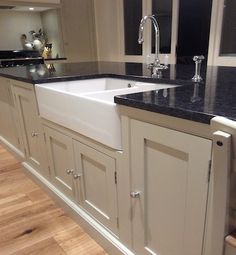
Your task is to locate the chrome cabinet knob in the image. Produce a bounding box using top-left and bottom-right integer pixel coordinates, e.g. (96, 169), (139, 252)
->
(73, 173), (82, 179)
(130, 191), (141, 198)
(66, 169), (74, 175)
(31, 132), (39, 137)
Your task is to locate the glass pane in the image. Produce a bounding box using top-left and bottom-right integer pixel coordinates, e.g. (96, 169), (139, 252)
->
(176, 0), (212, 64)
(123, 0), (142, 55)
(220, 0), (236, 55)
(152, 0), (172, 54)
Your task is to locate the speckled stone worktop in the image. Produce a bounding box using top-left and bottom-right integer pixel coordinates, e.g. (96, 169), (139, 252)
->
(0, 61), (235, 124)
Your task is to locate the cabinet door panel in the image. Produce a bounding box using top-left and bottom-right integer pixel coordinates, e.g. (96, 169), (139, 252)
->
(130, 119), (212, 255)
(13, 85), (45, 171)
(44, 126), (75, 199)
(73, 140), (118, 235)
(0, 78), (20, 149)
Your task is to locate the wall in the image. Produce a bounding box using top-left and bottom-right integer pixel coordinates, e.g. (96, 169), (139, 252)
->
(93, 0), (122, 61)
(0, 10), (42, 50)
(60, 0), (97, 62)
(41, 9), (64, 58)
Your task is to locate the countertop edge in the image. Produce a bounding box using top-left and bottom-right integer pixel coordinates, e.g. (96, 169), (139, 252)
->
(114, 96), (215, 125)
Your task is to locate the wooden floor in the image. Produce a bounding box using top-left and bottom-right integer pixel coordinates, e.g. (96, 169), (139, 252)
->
(0, 145), (108, 255)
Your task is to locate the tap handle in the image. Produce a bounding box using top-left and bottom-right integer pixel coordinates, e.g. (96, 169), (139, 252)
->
(192, 55), (204, 82)
(193, 55), (205, 63)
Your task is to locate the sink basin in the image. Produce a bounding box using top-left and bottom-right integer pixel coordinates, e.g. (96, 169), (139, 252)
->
(38, 78), (136, 94)
(35, 78), (178, 150)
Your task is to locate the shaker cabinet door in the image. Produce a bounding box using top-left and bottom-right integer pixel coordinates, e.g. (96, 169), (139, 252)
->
(130, 119), (212, 255)
(44, 126), (75, 199)
(12, 84), (46, 173)
(0, 78), (21, 150)
(73, 140), (118, 235)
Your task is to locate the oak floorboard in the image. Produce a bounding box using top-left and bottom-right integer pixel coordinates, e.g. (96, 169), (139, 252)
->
(11, 238), (66, 255)
(0, 145), (109, 255)
(55, 228), (108, 255)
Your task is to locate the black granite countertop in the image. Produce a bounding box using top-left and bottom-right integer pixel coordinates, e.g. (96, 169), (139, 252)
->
(0, 61), (235, 124)
(44, 57), (67, 61)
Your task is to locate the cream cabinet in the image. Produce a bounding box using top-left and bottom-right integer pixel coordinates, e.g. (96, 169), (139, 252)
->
(43, 124), (119, 235)
(12, 82), (48, 176)
(0, 77), (217, 255)
(44, 125), (75, 200)
(129, 119), (212, 255)
(0, 77), (22, 151)
(73, 140), (118, 235)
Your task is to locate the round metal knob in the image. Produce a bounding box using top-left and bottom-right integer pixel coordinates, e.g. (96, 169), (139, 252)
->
(130, 191), (141, 198)
(66, 169), (74, 175)
(73, 174), (82, 179)
(31, 132), (39, 137)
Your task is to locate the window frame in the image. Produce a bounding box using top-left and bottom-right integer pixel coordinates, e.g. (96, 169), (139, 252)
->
(118, 0), (179, 64)
(207, 0), (236, 66)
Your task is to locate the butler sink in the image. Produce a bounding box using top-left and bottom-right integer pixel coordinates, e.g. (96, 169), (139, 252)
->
(35, 78), (178, 150)
(36, 78), (136, 94)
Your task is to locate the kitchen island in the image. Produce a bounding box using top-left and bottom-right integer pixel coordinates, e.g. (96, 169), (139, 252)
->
(0, 62), (235, 255)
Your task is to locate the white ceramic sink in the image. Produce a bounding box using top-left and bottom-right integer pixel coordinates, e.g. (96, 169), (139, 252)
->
(37, 78), (136, 94)
(35, 78), (178, 150)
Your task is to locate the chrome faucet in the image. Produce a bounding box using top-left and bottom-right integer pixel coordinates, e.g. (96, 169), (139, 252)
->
(138, 14), (167, 78)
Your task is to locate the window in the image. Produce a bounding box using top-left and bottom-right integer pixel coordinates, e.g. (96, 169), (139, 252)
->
(151, 0), (172, 54)
(208, 0), (236, 66)
(123, 0), (142, 55)
(122, 0), (178, 64)
(220, 0), (236, 56)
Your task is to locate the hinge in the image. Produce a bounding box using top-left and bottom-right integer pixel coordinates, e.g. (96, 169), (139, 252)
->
(114, 171), (117, 184)
(43, 132), (46, 143)
(48, 166), (51, 175)
(116, 217), (119, 228)
(23, 147), (27, 157)
(208, 160), (212, 182)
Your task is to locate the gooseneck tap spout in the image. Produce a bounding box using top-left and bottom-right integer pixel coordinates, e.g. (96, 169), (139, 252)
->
(138, 14), (167, 78)
(138, 15), (160, 65)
